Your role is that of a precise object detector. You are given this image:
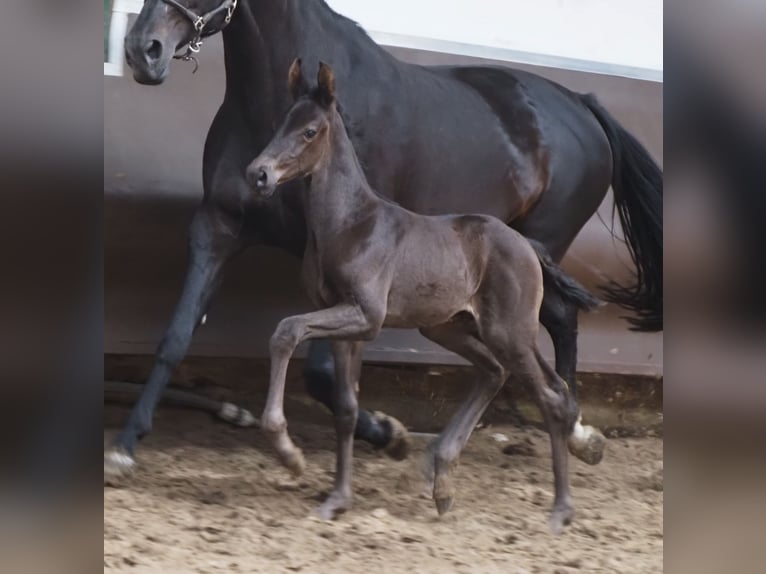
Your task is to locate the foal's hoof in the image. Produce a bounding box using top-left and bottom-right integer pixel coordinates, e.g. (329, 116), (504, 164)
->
(549, 504), (575, 536)
(316, 492), (352, 520)
(281, 448), (306, 477)
(104, 447), (136, 483)
(433, 473), (455, 515)
(434, 495), (454, 516)
(568, 423), (606, 466)
(419, 450), (436, 499)
(217, 402), (258, 427)
(373, 411), (412, 461)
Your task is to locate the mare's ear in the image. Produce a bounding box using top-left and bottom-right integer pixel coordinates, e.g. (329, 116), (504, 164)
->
(287, 58), (309, 101)
(315, 61), (336, 108)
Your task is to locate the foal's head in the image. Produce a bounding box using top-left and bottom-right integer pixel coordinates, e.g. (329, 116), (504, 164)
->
(246, 59), (338, 199)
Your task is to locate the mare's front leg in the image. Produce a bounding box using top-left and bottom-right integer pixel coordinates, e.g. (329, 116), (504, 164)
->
(261, 304), (380, 476)
(105, 207), (241, 479)
(317, 341), (364, 519)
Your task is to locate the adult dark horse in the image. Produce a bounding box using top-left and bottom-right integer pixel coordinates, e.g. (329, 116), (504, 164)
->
(106, 0), (662, 477)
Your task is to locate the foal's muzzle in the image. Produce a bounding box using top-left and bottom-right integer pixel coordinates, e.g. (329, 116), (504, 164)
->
(246, 164), (277, 198)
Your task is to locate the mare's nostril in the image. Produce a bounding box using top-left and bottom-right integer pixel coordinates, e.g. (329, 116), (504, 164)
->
(146, 39), (162, 62)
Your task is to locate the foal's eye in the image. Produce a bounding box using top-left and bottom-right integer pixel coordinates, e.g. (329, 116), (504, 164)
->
(303, 128), (317, 140)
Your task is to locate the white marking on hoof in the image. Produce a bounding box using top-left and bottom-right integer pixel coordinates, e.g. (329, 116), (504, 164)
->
(568, 415), (606, 466)
(217, 402), (258, 427)
(104, 448), (136, 481)
(571, 419), (593, 443)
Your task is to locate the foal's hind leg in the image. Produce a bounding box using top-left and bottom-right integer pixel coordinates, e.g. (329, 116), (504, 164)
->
(419, 322), (507, 515)
(499, 342), (577, 534)
(526, 348), (578, 534)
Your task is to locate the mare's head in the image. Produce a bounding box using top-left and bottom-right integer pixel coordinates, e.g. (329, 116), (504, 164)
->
(246, 59), (338, 199)
(124, 0), (236, 85)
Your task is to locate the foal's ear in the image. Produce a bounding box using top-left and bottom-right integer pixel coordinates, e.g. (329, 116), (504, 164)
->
(287, 58), (309, 101)
(316, 61), (336, 108)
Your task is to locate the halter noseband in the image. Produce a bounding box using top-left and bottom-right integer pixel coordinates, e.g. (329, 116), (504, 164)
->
(160, 0), (238, 72)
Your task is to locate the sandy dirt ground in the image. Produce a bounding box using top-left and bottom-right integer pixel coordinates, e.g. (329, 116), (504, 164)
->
(104, 400), (663, 574)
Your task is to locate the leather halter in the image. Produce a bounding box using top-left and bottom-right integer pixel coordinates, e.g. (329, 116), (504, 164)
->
(159, 0), (238, 72)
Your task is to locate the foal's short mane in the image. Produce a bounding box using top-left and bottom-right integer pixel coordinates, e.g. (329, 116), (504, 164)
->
(325, 96), (404, 210)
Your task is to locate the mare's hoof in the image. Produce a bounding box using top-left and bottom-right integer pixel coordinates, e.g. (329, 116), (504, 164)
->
(434, 495), (454, 516)
(316, 492), (352, 520)
(549, 504), (575, 535)
(568, 424), (606, 466)
(374, 411), (411, 461)
(104, 447), (136, 483)
(217, 402), (258, 427)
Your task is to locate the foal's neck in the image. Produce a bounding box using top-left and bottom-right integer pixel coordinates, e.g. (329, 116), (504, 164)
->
(305, 110), (381, 234)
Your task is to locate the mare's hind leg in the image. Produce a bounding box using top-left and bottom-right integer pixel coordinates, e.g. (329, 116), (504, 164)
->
(419, 321), (507, 515)
(539, 287), (606, 465)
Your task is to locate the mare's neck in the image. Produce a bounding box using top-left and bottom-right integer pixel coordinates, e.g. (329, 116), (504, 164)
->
(220, 0), (389, 130)
(220, 0), (293, 126)
(305, 110), (381, 236)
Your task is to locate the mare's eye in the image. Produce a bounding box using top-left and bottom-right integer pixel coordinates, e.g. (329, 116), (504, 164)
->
(303, 128), (317, 140)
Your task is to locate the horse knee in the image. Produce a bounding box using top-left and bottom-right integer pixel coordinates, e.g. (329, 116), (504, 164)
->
(270, 318), (301, 356)
(334, 395), (358, 434)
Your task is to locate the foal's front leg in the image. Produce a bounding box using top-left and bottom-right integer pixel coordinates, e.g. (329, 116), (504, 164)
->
(317, 340), (364, 520)
(261, 304), (378, 476)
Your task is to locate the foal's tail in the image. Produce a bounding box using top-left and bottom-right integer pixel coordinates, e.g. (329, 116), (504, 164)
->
(529, 240), (602, 313)
(582, 94), (663, 332)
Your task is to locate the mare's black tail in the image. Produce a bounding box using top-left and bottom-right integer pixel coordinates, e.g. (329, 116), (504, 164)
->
(529, 240), (602, 313)
(581, 94), (663, 331)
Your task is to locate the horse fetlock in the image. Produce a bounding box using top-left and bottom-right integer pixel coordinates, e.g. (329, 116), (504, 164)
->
(316, 489), (352, 520)
(261, 413), (287, 434)
(549, 501), (575, 535)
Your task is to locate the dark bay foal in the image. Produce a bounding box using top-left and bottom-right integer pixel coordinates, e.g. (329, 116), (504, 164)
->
(246, 61), (601, 534)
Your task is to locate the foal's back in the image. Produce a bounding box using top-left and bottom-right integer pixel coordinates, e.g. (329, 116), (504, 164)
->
(381, 203), (543, 330)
